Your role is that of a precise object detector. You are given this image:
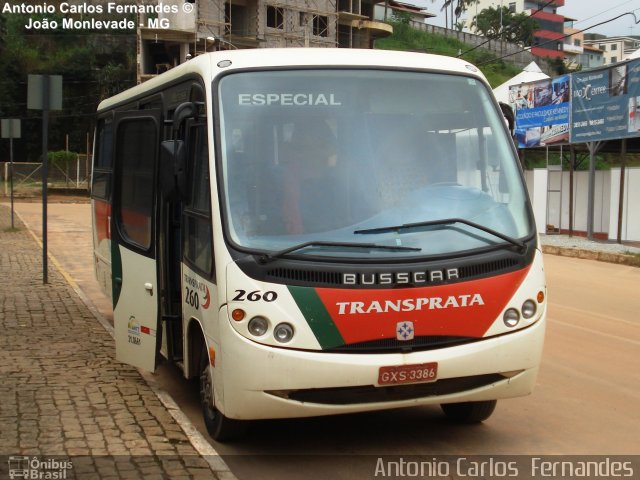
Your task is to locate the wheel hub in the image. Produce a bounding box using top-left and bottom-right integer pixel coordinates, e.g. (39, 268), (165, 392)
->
(200, 366), (214, 411)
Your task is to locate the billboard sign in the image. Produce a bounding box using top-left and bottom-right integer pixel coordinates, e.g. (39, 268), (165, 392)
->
(571, 59), (640, 143)
(510, 75), (571, 148)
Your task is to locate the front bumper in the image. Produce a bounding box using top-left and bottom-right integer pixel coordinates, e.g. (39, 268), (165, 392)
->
(213, 304), (546, 420)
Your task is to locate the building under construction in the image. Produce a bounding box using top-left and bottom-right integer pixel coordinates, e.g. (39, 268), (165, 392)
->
(137, 0), (393, 82)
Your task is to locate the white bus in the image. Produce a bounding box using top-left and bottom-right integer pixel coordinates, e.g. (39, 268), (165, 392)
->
(92, 48), (546, 441)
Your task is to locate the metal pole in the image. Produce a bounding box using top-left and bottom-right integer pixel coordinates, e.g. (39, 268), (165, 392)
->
(569, 145), (575, 237)
(586, 141), (599, 241)
(617, 139), (626, 244)
(9, 134), (14, 229)
(86, 132), (90, 191)
(42, 75), (49, 284)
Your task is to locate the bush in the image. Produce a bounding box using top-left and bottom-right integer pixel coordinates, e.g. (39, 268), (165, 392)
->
(48, 150), (78, 168)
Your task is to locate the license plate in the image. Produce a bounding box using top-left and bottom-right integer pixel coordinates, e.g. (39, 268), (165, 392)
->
(378, 362), (438, 386)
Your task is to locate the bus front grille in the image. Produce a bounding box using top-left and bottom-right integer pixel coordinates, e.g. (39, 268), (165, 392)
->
(265, 258), (520, 288)
(266, 373), (510, 405)
(327, 336), (477, 353)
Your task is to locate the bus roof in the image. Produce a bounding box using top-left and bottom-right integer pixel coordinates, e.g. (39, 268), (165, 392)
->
(97, 48), (488, 112)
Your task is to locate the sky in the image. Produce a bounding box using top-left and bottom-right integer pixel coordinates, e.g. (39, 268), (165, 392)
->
(417, 0), (640, 38)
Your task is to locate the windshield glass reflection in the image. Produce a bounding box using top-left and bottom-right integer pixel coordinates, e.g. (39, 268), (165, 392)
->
(217, 70), (532, 258)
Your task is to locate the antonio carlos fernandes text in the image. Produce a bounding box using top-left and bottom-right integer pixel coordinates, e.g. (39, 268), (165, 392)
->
(373, 458), (634, 478)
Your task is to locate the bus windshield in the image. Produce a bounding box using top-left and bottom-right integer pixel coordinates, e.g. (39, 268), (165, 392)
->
(217, 69), (532, 259)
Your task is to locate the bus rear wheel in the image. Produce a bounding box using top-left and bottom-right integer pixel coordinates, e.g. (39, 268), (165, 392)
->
(199, 345), (248, 442)
(440, 400), (497, 423)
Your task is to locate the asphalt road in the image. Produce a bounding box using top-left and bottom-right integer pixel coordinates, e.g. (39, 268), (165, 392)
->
(10, 201), (640, 479)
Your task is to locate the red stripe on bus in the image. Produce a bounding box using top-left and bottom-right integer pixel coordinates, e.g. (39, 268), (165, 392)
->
(315, 267), (530, 343)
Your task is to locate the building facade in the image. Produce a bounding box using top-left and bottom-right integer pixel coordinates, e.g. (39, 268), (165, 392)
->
(561, 19), (582, 69)
(577, 45), (605, 69)
(469, 0), (566, 59)
(373, 0), (435, 23)
(583, 37), (640, 66)
(137, 0), (392, 82)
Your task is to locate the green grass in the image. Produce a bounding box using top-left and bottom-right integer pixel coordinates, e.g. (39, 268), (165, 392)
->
(375, 22), (522, 88)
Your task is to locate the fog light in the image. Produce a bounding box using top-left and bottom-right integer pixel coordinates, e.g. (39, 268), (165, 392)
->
(274, 323), (294, 343)
(248, 316), (269, 337)
(503, 308), (520, 327)
(522, 300), (537, 319)
(232, 309), (246, 321)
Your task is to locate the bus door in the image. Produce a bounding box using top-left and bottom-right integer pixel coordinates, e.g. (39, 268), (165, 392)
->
(111, 109), (162, 372)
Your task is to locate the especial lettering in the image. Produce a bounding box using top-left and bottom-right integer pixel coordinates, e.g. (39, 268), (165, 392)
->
(238, 93), (342, 106)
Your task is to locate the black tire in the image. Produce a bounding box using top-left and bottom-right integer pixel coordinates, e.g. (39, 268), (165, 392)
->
(441, 400), (497, 424)
(199, 344), (248, 442)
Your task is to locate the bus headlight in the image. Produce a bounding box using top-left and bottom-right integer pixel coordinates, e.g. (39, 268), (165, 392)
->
(248, 316), (269, 337)
(503, 308), (520, 327)
(522, 300), (537, 319)
(274, 323), (294, 343)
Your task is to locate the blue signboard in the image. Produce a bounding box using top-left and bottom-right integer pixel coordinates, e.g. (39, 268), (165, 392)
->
(571, 59), (640, 143)
(510, 75), (571, 148)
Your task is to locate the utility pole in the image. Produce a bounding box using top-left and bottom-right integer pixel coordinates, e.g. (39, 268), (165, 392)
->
(1, 119), (21, 229)
(28, 74), (63, 284)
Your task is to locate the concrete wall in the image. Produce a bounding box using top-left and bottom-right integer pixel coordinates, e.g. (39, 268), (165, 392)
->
(608, 167), (640, 242)
(525, 167), (640, 241)
(410, 20), (539, 71)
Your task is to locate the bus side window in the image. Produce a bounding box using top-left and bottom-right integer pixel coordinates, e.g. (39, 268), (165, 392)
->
(92, 117), (113, 200)
(183, 124), (214, 278)
(115, 118), (156, 249)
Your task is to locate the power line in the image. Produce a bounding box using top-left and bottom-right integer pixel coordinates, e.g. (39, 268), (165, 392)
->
(477, 10), (640, 66)
(457, 0), (559, 58)
(569, 0), (636, 27)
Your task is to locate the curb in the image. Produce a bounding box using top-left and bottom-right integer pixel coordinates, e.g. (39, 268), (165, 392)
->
(541, 245), (640, 267)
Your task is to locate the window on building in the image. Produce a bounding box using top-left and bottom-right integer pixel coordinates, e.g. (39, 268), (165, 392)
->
(599, 44), (606, 50)
(611, 56), (617, 63)
(313, 15), (328, 37)
(266, 6), (284, 29)
(574, 39), (581, 47)
(509, 2), (516, 12)
(611, 44), (617, 51)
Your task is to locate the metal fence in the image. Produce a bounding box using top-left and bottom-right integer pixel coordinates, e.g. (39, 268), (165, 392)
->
(1, 156), (92, 194)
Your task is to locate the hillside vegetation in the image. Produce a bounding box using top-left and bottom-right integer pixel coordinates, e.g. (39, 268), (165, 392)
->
(375, 20), (523, 88)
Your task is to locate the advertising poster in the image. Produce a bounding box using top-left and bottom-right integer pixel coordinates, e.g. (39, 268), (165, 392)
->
(571, 58), (640, 143)
(509, 75), (571, 148)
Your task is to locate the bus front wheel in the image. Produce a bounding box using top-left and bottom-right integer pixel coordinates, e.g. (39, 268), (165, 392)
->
(440, 400), (497, 423)
(199, 345), (248, 441)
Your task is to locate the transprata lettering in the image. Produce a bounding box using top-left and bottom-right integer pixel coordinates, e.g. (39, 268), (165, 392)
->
(336, 294), (484, 315)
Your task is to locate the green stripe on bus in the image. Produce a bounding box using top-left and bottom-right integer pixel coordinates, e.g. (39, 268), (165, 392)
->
(111, 242), (122, 309)
(288, 286), (344, 349)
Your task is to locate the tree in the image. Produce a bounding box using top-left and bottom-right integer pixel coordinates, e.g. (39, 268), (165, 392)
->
(433, 0), (478, 29)
(0, 12), (135, 162)
(454, 21), (465, 32)
(472, 6), (538, 45)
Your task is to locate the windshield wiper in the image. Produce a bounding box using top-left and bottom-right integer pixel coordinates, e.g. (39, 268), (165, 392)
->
(258, 241), (421, 263)
(354, 218), (525, 251)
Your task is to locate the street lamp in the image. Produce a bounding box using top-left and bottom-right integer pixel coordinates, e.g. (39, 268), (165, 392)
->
(206, 36), (216, 52)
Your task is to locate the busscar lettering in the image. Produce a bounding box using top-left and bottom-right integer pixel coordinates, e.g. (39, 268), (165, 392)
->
(335, 294), (484, 315)
(342, 269), (459, 285)
(238, 93), (342, 106)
